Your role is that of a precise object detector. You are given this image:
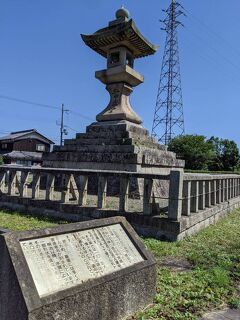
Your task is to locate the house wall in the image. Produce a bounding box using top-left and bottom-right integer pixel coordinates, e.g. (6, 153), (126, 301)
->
(13, 139), (50, 153)
(0, 142), (13, 152)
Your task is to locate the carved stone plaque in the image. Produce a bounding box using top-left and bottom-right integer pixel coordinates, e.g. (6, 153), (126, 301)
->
(20, 224), (144, 297)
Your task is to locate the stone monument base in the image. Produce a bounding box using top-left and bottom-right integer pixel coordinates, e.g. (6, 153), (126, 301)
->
(44, 120), (183, 172)
(0, 217), (156, 320)
(43, 121), (184, 204)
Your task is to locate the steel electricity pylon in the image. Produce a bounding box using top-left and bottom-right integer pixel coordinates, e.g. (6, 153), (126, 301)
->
(152, 0), (185, 145)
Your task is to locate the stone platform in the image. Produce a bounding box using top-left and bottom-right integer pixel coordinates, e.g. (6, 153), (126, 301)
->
(43, 121), (184, 173)
(43, 121), (184, 201)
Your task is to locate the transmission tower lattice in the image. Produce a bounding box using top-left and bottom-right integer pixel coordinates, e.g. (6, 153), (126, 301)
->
(152, 0), (185, 145)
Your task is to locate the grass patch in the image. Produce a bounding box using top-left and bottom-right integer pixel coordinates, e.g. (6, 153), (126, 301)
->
(135, 210), (240, 320)
(0, 210), (67, 231)
(0, 209), (239, 319)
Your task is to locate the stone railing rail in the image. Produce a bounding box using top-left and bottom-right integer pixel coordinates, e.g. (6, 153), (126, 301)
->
(0, 165), (170, 216)
(180, 173), (240, 219)
(0, 165), (240, 223)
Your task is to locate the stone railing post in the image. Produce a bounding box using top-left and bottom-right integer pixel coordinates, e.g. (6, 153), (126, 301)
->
(233, 178), (236, 198)
(225, 179), (229, 201)
(143, 178), (153, 215)
(0, 172), (6, 193)
(19, 171), (30, 198)
(230, 178), (233, 198)
(168, 171), (183, 221)
(221, 179), (225, 202)
(232, 178), (235, 198)
(190, 180), (199, 213)
(232, 178), (234, 197)
(228, 178), (232, 199)
(7, 170), (17, 195)
(77, 175), (88, 206)
(97, 175), (107, 209)
(182, 180), (191, 216)
(61, 174), (71, 203)
(46, 174), (55, 201)
(199, 181), (206, 210)
(32, 173), (41, 199)
(205, 180), (211, 208)
(119, 176), (129, 212)
(211, 180), (217, 205)
(216, 179), (221, 204)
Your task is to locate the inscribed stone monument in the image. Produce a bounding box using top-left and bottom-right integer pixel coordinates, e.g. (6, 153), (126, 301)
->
(0, 217), (156, 320)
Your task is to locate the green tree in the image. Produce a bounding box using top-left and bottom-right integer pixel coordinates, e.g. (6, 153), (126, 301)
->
(208, 137), (239, 171)
(168, 135), (215, 170)
(0, 156), (3, 165)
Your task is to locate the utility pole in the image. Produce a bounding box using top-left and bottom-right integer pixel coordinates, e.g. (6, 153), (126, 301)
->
(59, 104), (69, 146)
(152, 0), (185, 145)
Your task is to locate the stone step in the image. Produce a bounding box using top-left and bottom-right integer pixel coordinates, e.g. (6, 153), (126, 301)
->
(76, 122), (150, 140)
(54, 138), (166, 152)
(54, 144), (136, 153)
(46, 148), (183, 167)
(86, 122), (149, 137)
(46, 151), (141, 164)
(55, 138), (134, 150)
(75, 130), (150, 140)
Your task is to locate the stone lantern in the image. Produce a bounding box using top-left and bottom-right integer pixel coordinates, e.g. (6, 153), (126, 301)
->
(81, 7), (157, 125)
(43, 7), (184, 198)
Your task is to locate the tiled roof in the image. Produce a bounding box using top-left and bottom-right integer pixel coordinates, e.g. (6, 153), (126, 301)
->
(0, 129), (54, 144)
(2, 151), (43, 161)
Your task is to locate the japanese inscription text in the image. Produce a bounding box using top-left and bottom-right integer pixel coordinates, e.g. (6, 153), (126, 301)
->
(20, 224), (144, 297)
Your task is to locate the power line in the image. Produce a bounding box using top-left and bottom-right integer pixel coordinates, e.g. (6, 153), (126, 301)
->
(186, 10), (240, 59)
(0, 94), (60, 110)
(183, 38), (240, 87)
(184, 27), (240, 76)
(69, 110), (93, 121)
(183, 34), (240, 86)
(0, 94), (94, 121)
(65, 125), (79, 132)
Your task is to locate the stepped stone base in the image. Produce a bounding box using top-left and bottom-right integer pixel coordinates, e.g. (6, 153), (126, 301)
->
(43, 120), (184, 202)
(43, 120), (184, 173)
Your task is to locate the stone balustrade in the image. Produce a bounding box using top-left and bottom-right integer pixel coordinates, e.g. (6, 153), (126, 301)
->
(181, 173), (240, 218)
(0, 165), (170, 215)
(0, 166), (240, 240)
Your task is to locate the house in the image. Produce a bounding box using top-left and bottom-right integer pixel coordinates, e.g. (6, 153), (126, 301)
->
(0, 129), (54, 166)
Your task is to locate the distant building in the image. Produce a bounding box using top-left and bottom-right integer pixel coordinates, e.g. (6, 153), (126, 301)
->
(0, 129), (54, 166)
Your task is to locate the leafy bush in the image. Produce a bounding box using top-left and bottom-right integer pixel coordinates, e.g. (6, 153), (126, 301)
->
(168, 135), (240, 171)
(168, 135), (215, 170)
(208, 136), (239, 171)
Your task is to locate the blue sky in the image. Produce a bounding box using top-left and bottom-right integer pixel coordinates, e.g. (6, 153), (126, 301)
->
(1, 0), (240, 146)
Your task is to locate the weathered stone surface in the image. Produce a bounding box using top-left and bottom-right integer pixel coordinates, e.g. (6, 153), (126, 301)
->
(0, 217), (156, 320)
(201, 308), (240, 320)
(44, 121), (184, 171)
(1, 190), (240, 242)
(0, 227), (10, 234)
(96, 83), (142, 124)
